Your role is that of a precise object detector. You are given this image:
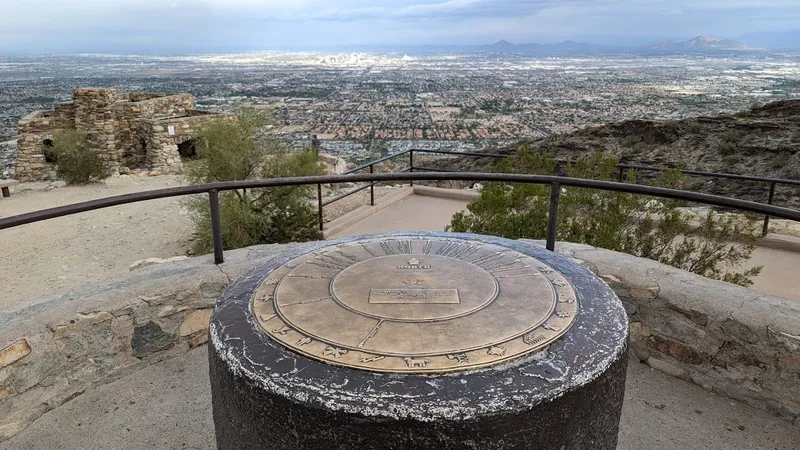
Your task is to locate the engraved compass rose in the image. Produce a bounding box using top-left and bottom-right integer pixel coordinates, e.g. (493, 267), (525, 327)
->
(251, 237), (580, 373)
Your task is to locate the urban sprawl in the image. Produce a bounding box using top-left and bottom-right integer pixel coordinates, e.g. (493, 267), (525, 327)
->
(1, 52), (799, 164)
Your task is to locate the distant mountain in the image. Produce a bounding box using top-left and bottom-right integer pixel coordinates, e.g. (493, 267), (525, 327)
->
(483, 39), (610, 55)
(646, 35), (754, 52)
(492, 39), (516, 51)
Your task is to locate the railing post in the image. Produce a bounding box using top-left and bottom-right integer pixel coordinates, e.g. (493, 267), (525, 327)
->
(209, 189), (224, 265)
(762, 182), (776, 237)
(546, 182), (561, 252)
(409, 150), (414, 187)
(369, 165), (375, 206)
(317, 184), (324, 232)
(617, 166), (625, 182)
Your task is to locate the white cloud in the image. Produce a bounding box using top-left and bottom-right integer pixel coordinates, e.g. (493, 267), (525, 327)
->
(0, 0), (799, 52)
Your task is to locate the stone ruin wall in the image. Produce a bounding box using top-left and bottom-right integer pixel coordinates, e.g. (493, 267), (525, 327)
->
(72, 88), (121, 173)
(13, 89), (220, 181)
(115, 94), (195, 169)
(140, 112), (223, 174)
(14, 105), (75, 181)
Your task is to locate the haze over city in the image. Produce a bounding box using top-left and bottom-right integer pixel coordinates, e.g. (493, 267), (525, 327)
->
(3, 0), (800, 53)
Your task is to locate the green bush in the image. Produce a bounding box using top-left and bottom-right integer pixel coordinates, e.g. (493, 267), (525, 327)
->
(448, 145), (762, 287)
(187, 109), (324, 254)
(45, 130), (108, 184)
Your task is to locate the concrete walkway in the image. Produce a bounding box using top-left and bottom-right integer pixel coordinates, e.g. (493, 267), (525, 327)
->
(2, 347), (797, 450)
(330, 194), (470, 237)
(331, 194), (800, 301)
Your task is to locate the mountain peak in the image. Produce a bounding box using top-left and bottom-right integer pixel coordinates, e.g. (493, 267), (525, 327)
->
(493, 39), (515, 47)
(649, 35), (752, 51)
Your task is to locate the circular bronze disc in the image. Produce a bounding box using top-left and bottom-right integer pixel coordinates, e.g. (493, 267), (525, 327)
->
(252, 237), (579, 373)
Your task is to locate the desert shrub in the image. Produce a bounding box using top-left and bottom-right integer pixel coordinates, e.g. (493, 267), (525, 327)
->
(662, 120), (681, 134)
(719, 130), (748, 156)
(187, 109), (324, 254)
(448, 145), (762, 287)
(621, 135), (640, 148)
(769, 152), (791, 170)
(45, 130), (108, 184)
(686, 120), (704, 134)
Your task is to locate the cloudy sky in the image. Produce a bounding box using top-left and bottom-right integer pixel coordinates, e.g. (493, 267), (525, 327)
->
(1, 0), (800, 53)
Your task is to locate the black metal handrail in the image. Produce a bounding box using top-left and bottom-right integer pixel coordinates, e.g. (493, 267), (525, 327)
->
(321, 148), (800, 237)
(2, 172), (800, 266)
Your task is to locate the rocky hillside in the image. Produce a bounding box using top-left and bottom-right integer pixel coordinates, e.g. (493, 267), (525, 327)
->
(432, 99), (800, 208)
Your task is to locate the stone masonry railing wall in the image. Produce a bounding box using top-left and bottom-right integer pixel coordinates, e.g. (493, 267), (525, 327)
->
(522, 240), (800, 425)
(0, 243), (300, 441)
(0, 239), (797, 442)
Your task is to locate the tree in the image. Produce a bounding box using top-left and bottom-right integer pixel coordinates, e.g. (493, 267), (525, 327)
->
(187, 109), (325, 254)
(449, 145), (762, 287)
(44, 130), (108, 184)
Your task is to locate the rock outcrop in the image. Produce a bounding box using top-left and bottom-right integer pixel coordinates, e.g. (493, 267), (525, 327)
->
(435, 99), (800, 207)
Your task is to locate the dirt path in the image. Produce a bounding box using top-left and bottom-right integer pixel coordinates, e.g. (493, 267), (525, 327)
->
(0, 175), (194, 309)
(0, 177), (405, 310)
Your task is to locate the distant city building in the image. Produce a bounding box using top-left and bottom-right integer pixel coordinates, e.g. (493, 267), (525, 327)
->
(15, 88), (226, 181)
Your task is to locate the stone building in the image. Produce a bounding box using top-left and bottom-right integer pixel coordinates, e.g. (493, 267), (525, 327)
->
(15, 88), (225, 181)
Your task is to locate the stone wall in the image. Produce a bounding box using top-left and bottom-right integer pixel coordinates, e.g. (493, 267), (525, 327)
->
(114, 94), (195, 169)
(14, 111), (63, 181)
(143, 113), (222, 174)
(0, 240), (797, 441)
(52, 102), (76, 129)
(73, 89), (121, 172)
(0, 243), (300, 440)
(522, 240), (800, 424)
(13, 89), (222, 180)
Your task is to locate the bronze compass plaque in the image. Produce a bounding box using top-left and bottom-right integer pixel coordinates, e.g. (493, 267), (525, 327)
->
(252, 237), (579, 373)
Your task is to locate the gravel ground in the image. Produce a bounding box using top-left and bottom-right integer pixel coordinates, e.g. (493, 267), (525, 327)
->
(682, 206), (800, 238)
(0, 175), (195, 310)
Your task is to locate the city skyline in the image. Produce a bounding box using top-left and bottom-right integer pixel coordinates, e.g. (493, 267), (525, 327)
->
(2, 0), (800, 54)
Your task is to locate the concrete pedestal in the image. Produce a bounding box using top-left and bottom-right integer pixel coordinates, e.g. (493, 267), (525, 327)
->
(208, 232), (629, 450)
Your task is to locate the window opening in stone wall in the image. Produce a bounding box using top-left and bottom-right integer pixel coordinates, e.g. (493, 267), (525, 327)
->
(178, 139), (197, 159)
(42, 139), (55, 163)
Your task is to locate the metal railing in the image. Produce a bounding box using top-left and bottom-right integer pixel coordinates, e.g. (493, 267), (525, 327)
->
(2, 172), (800, 266)
(322, 149), (800, 237)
